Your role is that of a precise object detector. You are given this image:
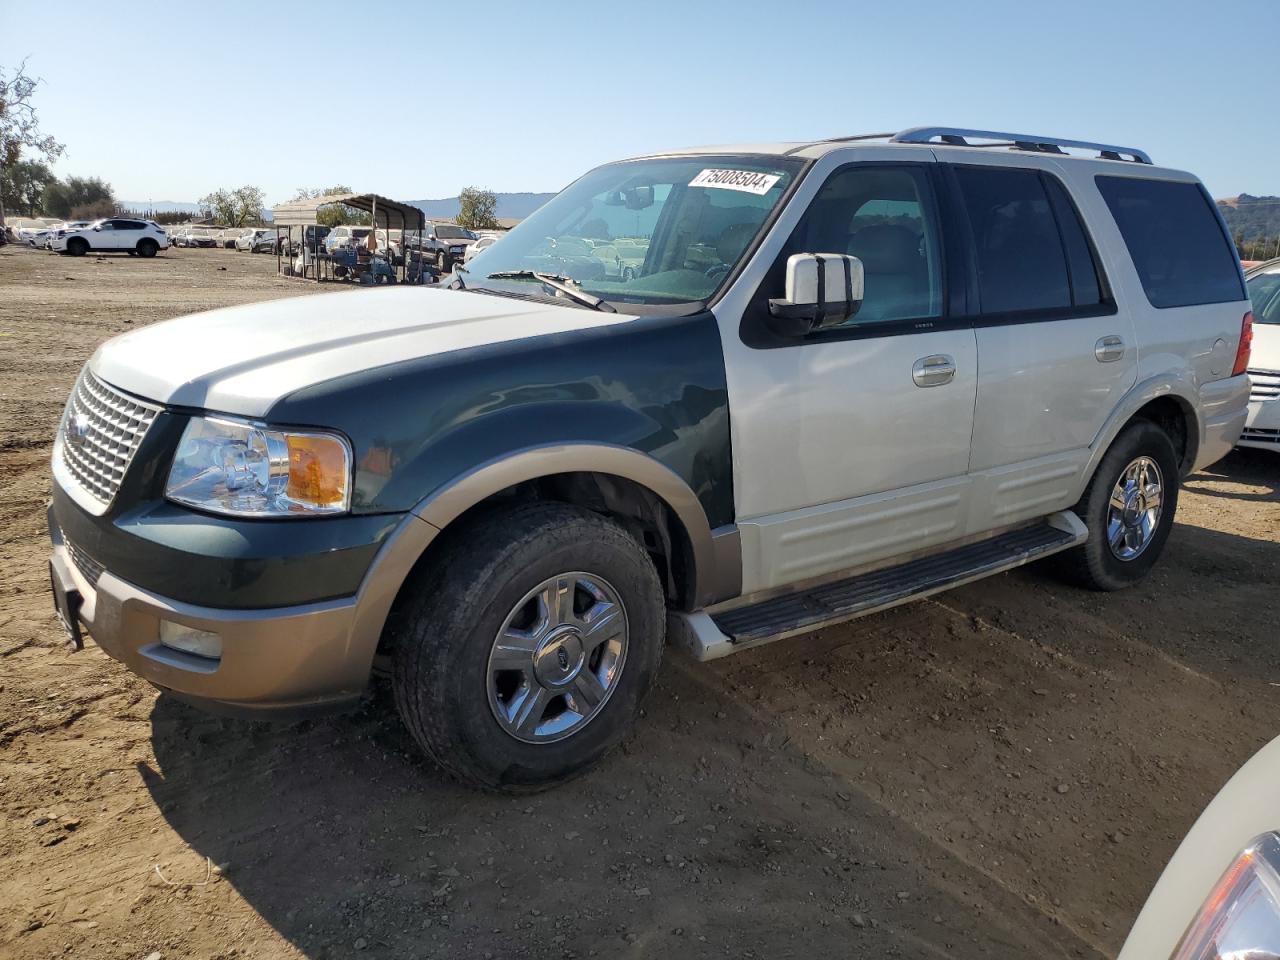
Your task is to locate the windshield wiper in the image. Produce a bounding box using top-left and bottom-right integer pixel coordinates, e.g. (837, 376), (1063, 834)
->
(485, 271), (617, 313)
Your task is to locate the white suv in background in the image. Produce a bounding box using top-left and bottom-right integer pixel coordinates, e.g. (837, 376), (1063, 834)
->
(52, 218), (170, 257)
(1240, 258), (1280, 451)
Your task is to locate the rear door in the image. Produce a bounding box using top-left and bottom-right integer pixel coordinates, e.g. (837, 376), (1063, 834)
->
(947, 158), (1137, 532)
(111, 219), (144, 250)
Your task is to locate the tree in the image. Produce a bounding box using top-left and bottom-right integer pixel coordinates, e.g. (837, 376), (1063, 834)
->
(1, 60), (64, 234)
(456, 186), (498, 230)
(41, 175), (115, 219)
(0, 157), (55, 216)
(293, 185), (372, 227)
(199, 185), (265, 227)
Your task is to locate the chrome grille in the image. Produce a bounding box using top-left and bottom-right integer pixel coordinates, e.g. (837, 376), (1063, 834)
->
(1249, 369), (1280, 404)
(58, 369), (160, 507)
(1242, 427), (1280, 446)
(62, 528), (105, 586)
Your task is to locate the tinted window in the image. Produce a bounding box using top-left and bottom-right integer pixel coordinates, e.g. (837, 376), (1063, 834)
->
(777, 165), (943, 326)
(1096, 176), (1245, 309)
(110, 219), (143, 230)
(1044, 176), (1105, 307)
(954, 167), (1070, 314)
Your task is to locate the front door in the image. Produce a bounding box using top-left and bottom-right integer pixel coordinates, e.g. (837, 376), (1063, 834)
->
(720, 156), (978, 594)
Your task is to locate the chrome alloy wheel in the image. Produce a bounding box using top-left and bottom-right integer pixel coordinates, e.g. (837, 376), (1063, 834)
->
(1106, 456), (1164, 561)
(487, 573), (629, 743)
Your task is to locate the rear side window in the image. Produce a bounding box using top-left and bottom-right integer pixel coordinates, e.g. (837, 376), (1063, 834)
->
(953, 167), (1072, 314)
(1095, 176), (1245, 309)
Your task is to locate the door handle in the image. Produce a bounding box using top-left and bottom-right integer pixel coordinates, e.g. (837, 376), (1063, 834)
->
(912, 354), (956, 387)
(1095, 335), (1125, 363)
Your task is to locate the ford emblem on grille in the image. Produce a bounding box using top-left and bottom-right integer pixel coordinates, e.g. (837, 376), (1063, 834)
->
(66, 412), (92, 446)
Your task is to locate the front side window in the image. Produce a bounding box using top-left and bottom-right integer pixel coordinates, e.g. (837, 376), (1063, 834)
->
(1096, 176), (1246, 309)
(758, 165), (943, 329)
(463, 155), (803, 308)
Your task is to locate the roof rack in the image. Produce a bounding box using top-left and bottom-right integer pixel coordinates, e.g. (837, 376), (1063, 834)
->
(888, 126), (1152, 164)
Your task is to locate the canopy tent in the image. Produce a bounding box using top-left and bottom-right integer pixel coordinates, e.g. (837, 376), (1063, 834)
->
(270, 192), (425, 232)
(270, 193), (428, 283)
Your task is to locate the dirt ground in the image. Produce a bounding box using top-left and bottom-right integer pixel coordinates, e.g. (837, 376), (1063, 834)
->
(0, 243), (1277, 960)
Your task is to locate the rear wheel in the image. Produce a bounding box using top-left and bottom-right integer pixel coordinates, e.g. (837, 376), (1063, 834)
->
(391, 502), (665, 791)
(66, 238), (88, 257)
(1053, 420), (1180, 590)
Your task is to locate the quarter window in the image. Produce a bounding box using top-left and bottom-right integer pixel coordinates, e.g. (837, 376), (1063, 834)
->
(1095, 176), (1245, 309)
(954, 167), (1072, 315)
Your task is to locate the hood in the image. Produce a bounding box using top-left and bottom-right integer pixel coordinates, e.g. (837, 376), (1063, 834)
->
(91, 286), (635, 418)
(1252, 321), (1280, 372)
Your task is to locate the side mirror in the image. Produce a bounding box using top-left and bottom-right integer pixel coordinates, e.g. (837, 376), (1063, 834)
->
(768, 253), (864, 335)
(93, 225), (102, 232)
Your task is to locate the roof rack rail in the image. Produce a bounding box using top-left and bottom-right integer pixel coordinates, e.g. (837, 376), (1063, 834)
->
(889, 126), (1152, 164)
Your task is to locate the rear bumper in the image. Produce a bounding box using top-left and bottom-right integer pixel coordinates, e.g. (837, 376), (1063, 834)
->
(1195, 374), (1250, 470)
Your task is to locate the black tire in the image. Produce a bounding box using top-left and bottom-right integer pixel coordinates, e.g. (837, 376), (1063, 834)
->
(1053, 419), (1180, 591)
(67, 238), (88, 257)
(391, 502), (666, 791)
(138, 239), (158, 257)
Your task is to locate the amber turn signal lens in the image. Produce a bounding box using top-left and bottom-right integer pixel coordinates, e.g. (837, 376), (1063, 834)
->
(287, 434), (350, 508)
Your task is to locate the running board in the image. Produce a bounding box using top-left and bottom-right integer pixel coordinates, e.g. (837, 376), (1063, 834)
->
(670, 511), (1086, 662)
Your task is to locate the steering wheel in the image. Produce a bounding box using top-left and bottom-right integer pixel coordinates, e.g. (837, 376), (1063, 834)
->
(705, 263), (730, 280)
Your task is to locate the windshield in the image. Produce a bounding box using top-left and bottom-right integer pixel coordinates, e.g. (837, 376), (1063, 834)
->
(435, 224), (470, 240)
(463, 155), (803, 307)
(1248, 271), (1280, 324)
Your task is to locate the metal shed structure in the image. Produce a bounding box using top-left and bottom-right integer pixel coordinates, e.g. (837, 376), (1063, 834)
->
(270, 192), (428, 283)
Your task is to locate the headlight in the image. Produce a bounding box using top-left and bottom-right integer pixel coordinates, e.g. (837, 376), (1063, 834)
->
(1171, 833), (1280, 960)
(165, 417), (351, 517)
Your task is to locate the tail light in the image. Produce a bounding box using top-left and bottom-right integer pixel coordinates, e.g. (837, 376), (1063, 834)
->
(1232, 312), (1253, 377)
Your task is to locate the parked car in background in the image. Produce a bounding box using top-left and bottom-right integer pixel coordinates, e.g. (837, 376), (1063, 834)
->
(186, 229), (218, 249)
(423, 222), (477, 272)
(325, 225), (374, 254)
(41, 221), (93, 250)
(220, 229), (242, 249)
(51, 218), (170, 257)
(1240, 258), (1280, 452)
(235, 229), (264, 252)
(463, 233), (500, 263)
(12, 217), (60, 245)
(1117, 734), (1280, 960)
(280, 224), (330, 258)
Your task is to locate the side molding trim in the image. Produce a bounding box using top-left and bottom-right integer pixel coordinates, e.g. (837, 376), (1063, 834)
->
(411, 443), (733, 609)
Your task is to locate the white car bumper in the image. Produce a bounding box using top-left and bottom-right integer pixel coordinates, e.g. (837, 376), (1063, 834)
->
(1240, 368), (1280, 451)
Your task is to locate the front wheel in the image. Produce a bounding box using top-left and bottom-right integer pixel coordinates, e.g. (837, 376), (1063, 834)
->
(66, 238), (88, 257)
(1053, 419), (1180, 591)
(391, 502), (666, 791)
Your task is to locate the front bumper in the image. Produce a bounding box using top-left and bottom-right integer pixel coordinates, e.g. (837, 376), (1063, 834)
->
(1240, 392), (1280, 452)
(49, 509), (367, 716)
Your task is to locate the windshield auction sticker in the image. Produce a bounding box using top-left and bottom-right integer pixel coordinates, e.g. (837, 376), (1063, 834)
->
(688, 169), (782, 196)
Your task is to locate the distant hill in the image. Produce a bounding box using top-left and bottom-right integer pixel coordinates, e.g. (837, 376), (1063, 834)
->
(1218, 195), (1280, 241)
(407, 192), (556, 221)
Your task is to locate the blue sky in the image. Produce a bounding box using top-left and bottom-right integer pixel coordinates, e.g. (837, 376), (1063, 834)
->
(2, 0), (1276, 205)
